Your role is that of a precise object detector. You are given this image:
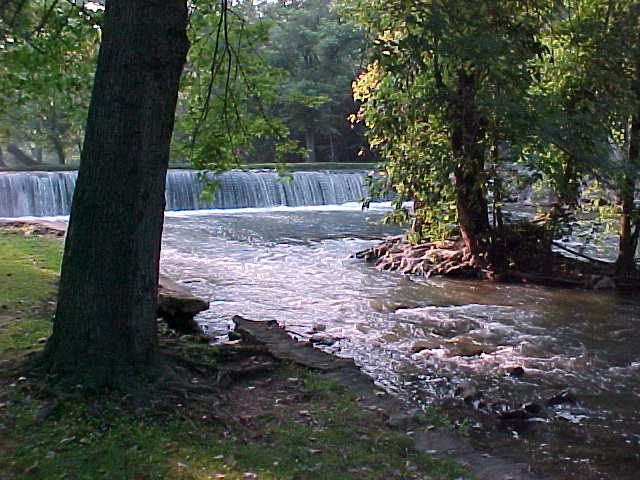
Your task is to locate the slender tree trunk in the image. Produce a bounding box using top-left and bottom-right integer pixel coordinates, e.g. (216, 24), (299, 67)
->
(411, 197), (425, 240)
(616, 46), (640, 275)
(305, 127), (317, 163)
(48, 108), (67, 165)
(450, 70), (490, 265)
(329, 133), (336, 163)
(616, 113), (640, 274)
(32, 148), (43, 163)
(51, 137), (66, 165)
(43, 0), (189, 385)
(0, 146), (6, 167)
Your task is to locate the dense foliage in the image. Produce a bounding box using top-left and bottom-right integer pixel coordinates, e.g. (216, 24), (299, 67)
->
(0, 0), (369, 167)
(0, 1), (100, 165)
(347, 0), (640, 271)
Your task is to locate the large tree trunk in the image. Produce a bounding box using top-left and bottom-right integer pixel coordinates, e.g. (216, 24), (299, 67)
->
(450, 70), (490, 265)
(43, 0), (189, 385)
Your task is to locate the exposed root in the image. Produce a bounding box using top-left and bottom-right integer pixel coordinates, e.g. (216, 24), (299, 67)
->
(356, 232), (639, 290)
(356, 237), (478, 279)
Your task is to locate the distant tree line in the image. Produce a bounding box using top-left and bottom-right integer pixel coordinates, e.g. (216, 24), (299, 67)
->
(0, 0), (370, 168)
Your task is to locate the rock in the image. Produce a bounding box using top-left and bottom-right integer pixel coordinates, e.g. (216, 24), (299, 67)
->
(454, 382), (480, 403)
(0, 219), (67, 236)
(591, 275), (616, 290)
(545, 390), (576, 407)
(505, 366), (525, 378)
(523, 402), (542, 415)
(446, 339), (496, 357)
(309, 333), (336, 346)
(410, 339), (441, 354)
(500, 409), (533, 421)
(157, 276), (209, 333)
(499, 402), (543, 422)
(227, 330), (242, 341)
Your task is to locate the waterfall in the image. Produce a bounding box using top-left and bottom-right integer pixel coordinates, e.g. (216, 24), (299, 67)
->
(0, 169), (369, 217)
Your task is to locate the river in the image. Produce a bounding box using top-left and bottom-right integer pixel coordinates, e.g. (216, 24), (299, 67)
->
(161, 203), (640, 480)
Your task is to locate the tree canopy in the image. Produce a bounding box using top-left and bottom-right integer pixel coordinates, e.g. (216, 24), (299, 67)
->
(348, 0), (640, 273)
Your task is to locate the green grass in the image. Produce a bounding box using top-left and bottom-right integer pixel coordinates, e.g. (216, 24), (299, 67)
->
(0, 231), (62, 355)
(2, 373), (470, 480)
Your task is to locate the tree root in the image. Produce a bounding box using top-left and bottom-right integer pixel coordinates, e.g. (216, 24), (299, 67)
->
(357, 238), (477, 279)
(356, 235), (633, 289)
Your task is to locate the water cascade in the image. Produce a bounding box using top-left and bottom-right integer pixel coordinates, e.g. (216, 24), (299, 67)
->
(0, 169), (368, 217)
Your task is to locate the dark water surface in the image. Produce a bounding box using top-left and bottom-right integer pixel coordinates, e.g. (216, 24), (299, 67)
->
(161, 205), (640, 479)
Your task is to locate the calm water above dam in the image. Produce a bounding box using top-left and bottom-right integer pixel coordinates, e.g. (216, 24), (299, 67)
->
(161, 204), (640, 479)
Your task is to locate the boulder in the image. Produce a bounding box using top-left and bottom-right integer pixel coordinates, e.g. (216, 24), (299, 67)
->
(591, 275), (616, 290)
(157, 276), (209, 333)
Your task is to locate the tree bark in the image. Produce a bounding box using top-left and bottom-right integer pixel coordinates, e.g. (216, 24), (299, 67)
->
(0, 146), (6, 167)
(616, 47), (640, 275)
(305, 126), (317, 163)
(329, 132), (336, 163)
(51, 136), (66, 165)
(616, 113), (640, 274)
(449, 70), (490, 265)
(31, 147), (43, 164)
(43, 0), (189, 385)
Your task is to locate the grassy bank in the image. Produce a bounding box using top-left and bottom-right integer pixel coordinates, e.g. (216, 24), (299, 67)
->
(0, 229), (471, 480)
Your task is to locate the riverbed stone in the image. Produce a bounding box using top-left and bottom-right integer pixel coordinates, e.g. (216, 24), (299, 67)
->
(0, 219), (67, 236)
(309, 333), (337, 345)
(591, 275), (616, 290)
(446, 339), (496, 357)
(157, 276), (209, 333)
(410, 339), (442, 353)
(506, 366), (525, 378)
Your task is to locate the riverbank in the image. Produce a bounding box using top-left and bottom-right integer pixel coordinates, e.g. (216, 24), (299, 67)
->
(0, 227), (546, 480)
(356, 233), (640, 290)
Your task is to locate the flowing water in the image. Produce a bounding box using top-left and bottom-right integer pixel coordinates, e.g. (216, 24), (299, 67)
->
(0, 169), (368, 217)
(161, 204), (640, 480)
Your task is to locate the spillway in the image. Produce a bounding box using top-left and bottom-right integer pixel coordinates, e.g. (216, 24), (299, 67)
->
(0, 169), (368, 217)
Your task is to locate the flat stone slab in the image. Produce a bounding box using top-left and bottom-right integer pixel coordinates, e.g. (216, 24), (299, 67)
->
(232, 315), (354, 371)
